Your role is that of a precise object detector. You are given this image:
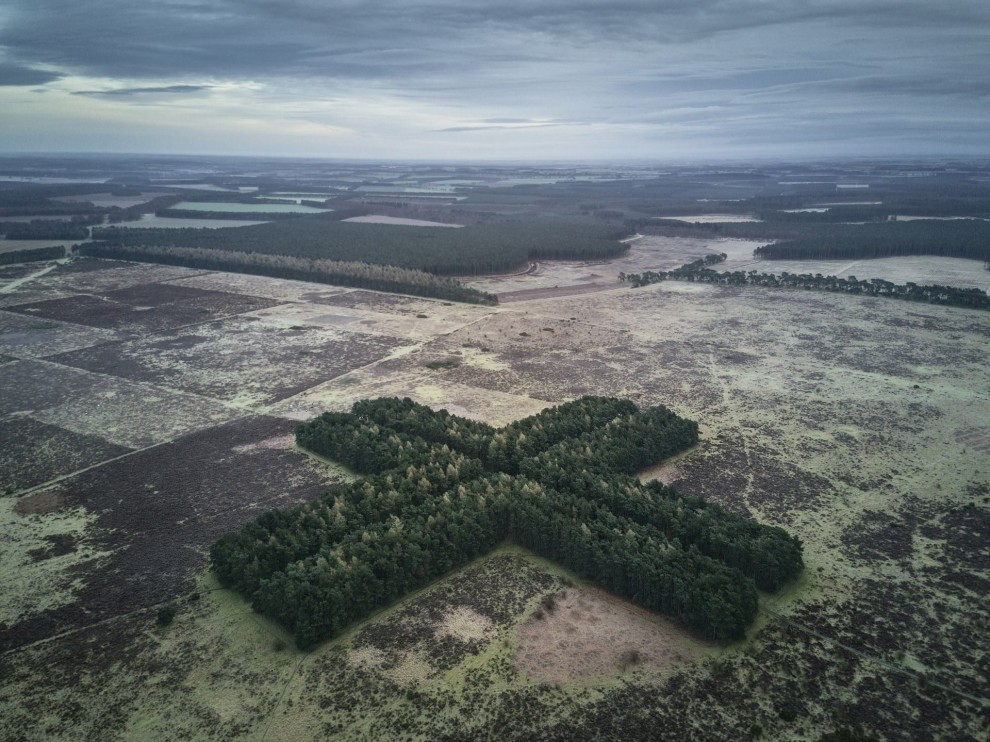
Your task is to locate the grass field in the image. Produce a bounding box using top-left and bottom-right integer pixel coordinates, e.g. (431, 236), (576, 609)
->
(1, 246), (987, 739)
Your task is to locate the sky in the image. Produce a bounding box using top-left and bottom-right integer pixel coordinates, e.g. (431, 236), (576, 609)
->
(1, 1), (988, 160)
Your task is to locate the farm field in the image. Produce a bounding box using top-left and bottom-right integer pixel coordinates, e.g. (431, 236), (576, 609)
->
(171, 201), (327, 214)
(0, 240), (987, 739)
(343, 215), (464, 228)
(115, 215), (270, 229)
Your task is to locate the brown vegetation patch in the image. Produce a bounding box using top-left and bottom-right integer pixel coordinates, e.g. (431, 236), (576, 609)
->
(0, 360), (106, 415)
(14, 490), (66, 515)
(0, 415), (332, 652)
(514, 586), (705, 685)
(5, 283), (282, 334)
(0, 417), (132, 495)
(49, 316), (408, 404)
(955, 427), (990, 455)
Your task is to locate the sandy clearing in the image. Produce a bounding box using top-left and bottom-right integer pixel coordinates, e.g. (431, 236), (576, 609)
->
(437, 605), (496, 642)
(514, 586), (707, 685)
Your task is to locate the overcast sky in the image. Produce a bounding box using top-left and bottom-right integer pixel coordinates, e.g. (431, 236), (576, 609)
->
(1, 1), (988, 160)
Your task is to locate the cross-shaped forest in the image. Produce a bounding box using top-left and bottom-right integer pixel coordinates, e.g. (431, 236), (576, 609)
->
(211, 397), (804, 648)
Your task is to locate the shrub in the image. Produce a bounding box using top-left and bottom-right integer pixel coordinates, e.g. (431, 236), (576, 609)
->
(156, 605), (177, 626)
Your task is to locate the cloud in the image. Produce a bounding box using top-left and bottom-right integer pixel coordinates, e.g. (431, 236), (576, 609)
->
(0, 62), (62, 86)
(72, 84), (213, 98)
(0, 0), (987, 157)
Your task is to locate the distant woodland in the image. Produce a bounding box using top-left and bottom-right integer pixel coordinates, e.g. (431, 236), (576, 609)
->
(623, 254), (990, 311)
(0, 245), (66, 265)
(0, 218), (97, 240)
(638, 218), (990, 264)
(91, 217), (628, 275)
(753, 220), (990, 263)
(211, 396), (804, 648)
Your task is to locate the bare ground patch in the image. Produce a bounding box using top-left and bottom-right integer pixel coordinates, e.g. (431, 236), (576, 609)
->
(14, 490), (66, 515)
(514, 586), (707, 685)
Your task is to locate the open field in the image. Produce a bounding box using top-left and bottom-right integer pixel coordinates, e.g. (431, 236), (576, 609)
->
(343, 215), (464, 227)
(51, 192), (171, 209)
(115, 215), (270, 229)
(1, 243), (988, 739)
(172, 201), (327, 214)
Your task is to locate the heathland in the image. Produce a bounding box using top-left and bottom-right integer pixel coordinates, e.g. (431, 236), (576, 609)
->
(1, 156), (988, 741)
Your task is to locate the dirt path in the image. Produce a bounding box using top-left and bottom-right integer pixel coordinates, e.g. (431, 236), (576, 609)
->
(0, 259), (66, 294)
(498, 280), (624, 303)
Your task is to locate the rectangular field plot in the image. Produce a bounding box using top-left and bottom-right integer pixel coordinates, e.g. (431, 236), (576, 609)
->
(29, 260), (206, 293)
(49, 316), (411, 405)
(244, 301), (471, 341)
(170, 272), (357, 303)
(0, 417), (132, 493)
(0, 310), (121, 359)
(0, 260), (204, 309)
(5, 283), (284, 335)
(0, 360), (110, 415)
(31, 377), (241, 449)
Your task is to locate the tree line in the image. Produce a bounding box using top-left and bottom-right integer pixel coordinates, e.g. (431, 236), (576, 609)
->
(1, 217), (96, 240)
(623, 255), (990, 311)
(211, 396), (804, 647)
(77, 243), (498, 305)
(0, 245), (66, 265)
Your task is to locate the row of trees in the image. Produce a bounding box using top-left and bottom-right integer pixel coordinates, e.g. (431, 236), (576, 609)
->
(1, 218), (96, 240)
(623, 257), (990, 311)
(77, 243), (498, 305)
(0, 245), (66, 265)
(211, 396), (804, 647)
(91, 217), (628, 276)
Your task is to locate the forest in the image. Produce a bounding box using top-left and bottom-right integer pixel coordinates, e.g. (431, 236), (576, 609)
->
(753, 219), (990, 262)
(623, 255), (990, 311)
(77, 243), (497, 305)
(1, 217), (96, 240)
(91, 216), (628, 275)
(211, 396), (803, 648)
(0, 245), (66, 265)
(636, 217), (990, 264)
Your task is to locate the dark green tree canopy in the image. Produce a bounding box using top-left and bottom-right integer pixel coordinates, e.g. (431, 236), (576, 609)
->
(211, 396), (803, 648)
